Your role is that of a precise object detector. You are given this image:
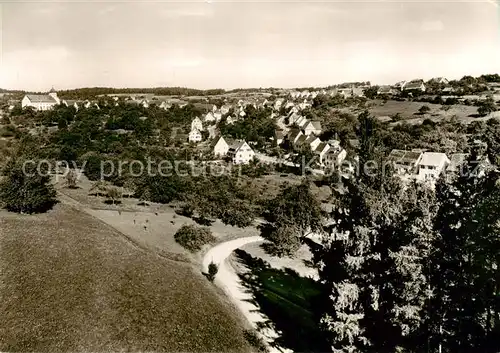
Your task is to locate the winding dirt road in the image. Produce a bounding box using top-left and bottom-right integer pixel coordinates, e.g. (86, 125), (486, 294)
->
(203, 236), (291, 353)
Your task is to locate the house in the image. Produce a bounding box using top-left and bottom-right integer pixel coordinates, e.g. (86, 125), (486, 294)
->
(296, 116), (308, 128)
(159, 101), (172, 110)
(226, 115), (238, 125)
(220, 105), (230, 115)
(387, 149), (424, 175)
(213, 136), (229, 156)
(404, 81), (426, 93)
(191, 117), (203, 132)
(287, 129), (304, 145)
(303, 121), (322, 136)
(227, 140), (255, 164)
(314, 143), (331, 165)
(295, 135), (308, 146)
(214, 112), (222, 122)
(275, 130), (286, 145)
(429, 77), (449, 85)
(442, 86), (455, 94)
(207, 125), (217, 140)
(205, 112), (216, 122)
(21, 88), (60, 110)
(416, 152), (450, 181)
(394, 81), (408, 91)
(288, 112), (301, 125)
(298, 99), (312, 110)
(274, 99), (284, 110)
(377, 86), (399, 96)
(303, 135), (322, 151)
(188, 128), (202, 143)
(62, 99), (79, 111)
(323, 144), (347, 170)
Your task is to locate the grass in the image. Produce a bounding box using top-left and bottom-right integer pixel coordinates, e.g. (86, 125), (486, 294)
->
(0, 204), (252, 352)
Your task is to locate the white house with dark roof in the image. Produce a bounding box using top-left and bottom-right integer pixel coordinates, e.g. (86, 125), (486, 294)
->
(417, 152), (450, 181)
(22, 88), (60, 110)
(404, 81), (426, 93)
(303, 121), (322, 136)
(303, 135), (322, 151)
(314, 142), (331, 165)
(228, 140), (255, 164)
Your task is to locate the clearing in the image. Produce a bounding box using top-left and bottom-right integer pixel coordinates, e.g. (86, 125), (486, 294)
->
(0, 203), (252, 352)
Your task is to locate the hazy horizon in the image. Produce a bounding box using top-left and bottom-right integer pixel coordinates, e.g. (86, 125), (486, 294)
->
(1, 0), (499, 91)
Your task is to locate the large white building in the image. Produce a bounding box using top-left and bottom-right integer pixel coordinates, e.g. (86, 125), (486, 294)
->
(21, 88), (60, 111)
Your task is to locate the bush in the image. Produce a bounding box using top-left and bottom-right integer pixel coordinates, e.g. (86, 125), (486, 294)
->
(207, 261), (219, 282)
(243, 330), (268, 353)
(0, 158), (57, 214)
(174, 224), (216, 252)
(419, 105), (431, 114)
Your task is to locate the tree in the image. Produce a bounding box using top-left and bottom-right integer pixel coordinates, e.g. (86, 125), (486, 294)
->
(106, 186), (122, 205)
(318, 175), (437, 353)
(419, 105), (431, 115)
(261, 223), (301, 257)
(207, 261), (219, 282)
(477, 97), (497, 116)
(174, 224), (216, 252)
(427, 159), (500, 353)
(0, 158), (57, 214)
(65, 169), (78, 189)
(261, 179), (323, 257)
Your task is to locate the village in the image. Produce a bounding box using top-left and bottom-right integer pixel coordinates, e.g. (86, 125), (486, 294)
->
(8, 74), (500, 184)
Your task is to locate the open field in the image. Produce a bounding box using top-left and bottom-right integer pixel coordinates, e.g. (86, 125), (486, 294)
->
(348, 99), (500, 125)
(0, 204), (252, 352)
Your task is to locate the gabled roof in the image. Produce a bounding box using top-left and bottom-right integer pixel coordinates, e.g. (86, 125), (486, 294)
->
(25, 94), (58, 103)
(310, 121), (321, 130)
(315, 142), (328, 153)
(295, 135), (308, 145)
(387, 149), (423, 165)
(288, 129), (302, 141)
(228, 140), (248, 152)
(419, 152), (449, 167)
(304, 135), (319, 144)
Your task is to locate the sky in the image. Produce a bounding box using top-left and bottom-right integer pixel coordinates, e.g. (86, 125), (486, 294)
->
(0, 0), (499, 91)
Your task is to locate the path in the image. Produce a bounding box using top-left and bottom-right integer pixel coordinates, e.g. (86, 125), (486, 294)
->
(203, 236), (292, 353)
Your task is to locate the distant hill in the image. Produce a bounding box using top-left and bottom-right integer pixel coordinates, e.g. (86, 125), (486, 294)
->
(57, 87), (226, 99)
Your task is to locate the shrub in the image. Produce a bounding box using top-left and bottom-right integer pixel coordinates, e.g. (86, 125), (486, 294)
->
(0, 158), (57, 214)
(243, 330), (268, 353)
(419, 105), (431, 114)
(207, 261), (219, 282)
(174, 224), (216, 252)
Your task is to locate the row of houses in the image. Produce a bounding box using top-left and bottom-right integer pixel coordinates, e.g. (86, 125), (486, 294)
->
(387, 147), (491, 182)
(285, 128), (347, 168)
